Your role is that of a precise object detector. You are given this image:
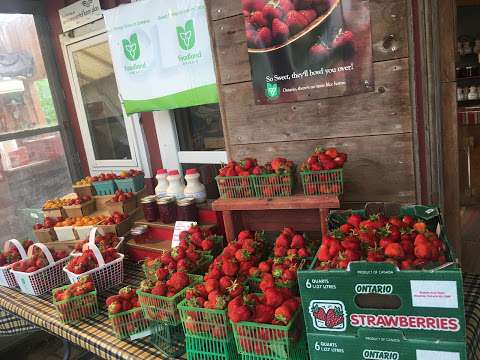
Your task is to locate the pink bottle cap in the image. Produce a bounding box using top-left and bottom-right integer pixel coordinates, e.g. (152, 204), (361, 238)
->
(156, 169), (167, 175)
(185, 168), (198, 175)
(168, 170), (179, 176)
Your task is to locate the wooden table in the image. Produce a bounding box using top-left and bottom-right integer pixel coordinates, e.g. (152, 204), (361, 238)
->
(212, 195), (340, 242)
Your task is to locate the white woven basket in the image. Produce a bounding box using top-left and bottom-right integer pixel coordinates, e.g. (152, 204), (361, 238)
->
(0, 239), (28, 288)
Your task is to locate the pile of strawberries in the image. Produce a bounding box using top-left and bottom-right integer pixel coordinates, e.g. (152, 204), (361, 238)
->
(183, 230), (265, 312)
(139, 271), (192, 298)
(178, 225), (223, 254)
(106, 286), (140, 314)
(218, 157), (296, 178)
(111, 190), (135, 203)
(74, 233), (121, 253)
(309, 28), (355, 63)
(242, 0), (332, 48)
(0, 240), (33, 266)
(91, 173), (117, 182)
(11, 248), (68, 273)
(54, 276), (95, 301)
(300, 147), (347, 172)
(248, 228), (311, 290)
(33, 217), (62, 230)
(65, 247), (119, 274)
(315, 213), (448, 270)
(117, 169), (143, 179)
(100, 212), (128, 226)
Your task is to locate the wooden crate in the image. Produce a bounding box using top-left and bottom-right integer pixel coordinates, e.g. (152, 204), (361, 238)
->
(72, 184), (95, 198)
(97, 216), (133, 237)
(63, 199), (96, 218)
(33, 228), (57, 243)
(105, 197), (136, 215)
(42, 207), (64, 219)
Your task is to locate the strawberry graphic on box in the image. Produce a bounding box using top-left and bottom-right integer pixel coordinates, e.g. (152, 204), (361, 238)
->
(309, 300), (346, 331)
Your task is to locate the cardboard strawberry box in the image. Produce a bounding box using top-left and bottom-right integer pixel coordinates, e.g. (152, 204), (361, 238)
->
(298, 204), (466, 347)
(63, 199), (96, 218)
(307, 329), (466, 360)
(105, 197), (136, 215)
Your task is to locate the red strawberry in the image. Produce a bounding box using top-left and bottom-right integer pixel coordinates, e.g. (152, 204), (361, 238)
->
(251, 10), (268, 27)
(235, 249), (252, 262)
(258, 261), (271, 273)
(256, 27), (272, 47)
(299, 9), (317, 23)
(274, 246), (287, 258)
(275, 234), (291, 248)
(166, 271), (190, 292)
(309, 43), (329, 62)
(402, 215), (415, 227)
(242, 0), (266, 12)
(205, 278), (220, 293)
(228, 304), (252, 323)
(201, 239), (214, 251)
(219, 276), (232, 291)
(384, 243), (405, 259)
(325, 307), (343, 328)
(262, 2), (282, 23)
(155, 268), (169, 281)
(222, 258), (239, 277)
(286, 10), (309, 35)
(413, 221), (427, 234)
(151, 283), (167, 296)
(264, 287), (284, 307)
(272, 18), (289, 44)
(414, 243), (432, 260)
(290, 234), (305, 249)
(274, 305), (292, 325)
(253, 303), (275, 323)
(282, 298), (300, 313)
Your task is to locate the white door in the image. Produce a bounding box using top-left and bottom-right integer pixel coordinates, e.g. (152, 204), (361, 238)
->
(64, 31), (151, 177)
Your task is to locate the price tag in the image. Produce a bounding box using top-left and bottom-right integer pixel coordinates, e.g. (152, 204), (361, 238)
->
(172, 221), (197, 248)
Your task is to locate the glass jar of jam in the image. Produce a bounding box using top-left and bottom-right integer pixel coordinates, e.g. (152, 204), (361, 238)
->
(131, 225), (149, 244)
(176, 198), (199, 222)
(141, 195), (159, 222)
(157, 196), (177, 224)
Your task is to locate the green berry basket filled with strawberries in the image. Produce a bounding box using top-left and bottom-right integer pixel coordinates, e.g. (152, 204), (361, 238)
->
(216, 158), (258, 199)
(52, 276), (98, 324)
(107, 286), (150, 339)
(250, 157), (296, 198)
(137, 272), (202, 324)
(0, 239), (32, 288)
(300, 147), (346, 196)
(91, 173), (118, 195)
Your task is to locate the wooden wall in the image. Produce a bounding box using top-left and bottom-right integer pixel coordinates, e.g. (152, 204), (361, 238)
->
(206, 0), (416, 206)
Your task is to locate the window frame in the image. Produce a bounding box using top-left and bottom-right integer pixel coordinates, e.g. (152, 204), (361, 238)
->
(60, 21), (152, 177)
(0, 0), (83, 181)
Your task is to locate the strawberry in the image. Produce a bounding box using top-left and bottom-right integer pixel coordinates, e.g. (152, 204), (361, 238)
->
(253, 304), (275, 323)
(325, 307), (344, 328)
(272, 18), (289, 44)
(414, 243), (432, 259)
(299, 9), (317, 23)
(222, 258), (239, 277)
(229, 304), (252, 323)
(332, 30), (354, 50)
(219, 276), (232, 291)
(155, 268), (169, 281)
(413, 221), (427, 234)
(108, 302), (122, 314)
(235, 249), (252, 262)
(317, 244), (330, 262)
(275, 233), (291, 248)
(290, 234), (305, 249)
(119, 286), (135, 300)
(347, 214), (362, 228)
(384, 243), (405, 259)
(166, 272), (190, 293)
(264, 287), (284, 307)
(259, 276), (275, 292)
(262, 2), (282, 23)
(205, 278), (220, 293)
(242, 0), (266, 12)
(312, 306), (326, 321)
(286, 10), (309, 35)
(258, 261), (271, 273)
(282, 297), (300, 313)
(274, 246), (287, 258)
(402, 215), (415, 227)
(227, 280), (245, 298)
(274, 305), (292, 325)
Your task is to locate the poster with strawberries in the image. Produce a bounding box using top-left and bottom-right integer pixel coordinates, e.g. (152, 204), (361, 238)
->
(241, 0), (374, 104)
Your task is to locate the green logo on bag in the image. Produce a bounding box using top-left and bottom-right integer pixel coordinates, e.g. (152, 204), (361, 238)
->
(177, 19), (196, 51)
(265, 82), (280, 100)
(122, 33), (140, 61)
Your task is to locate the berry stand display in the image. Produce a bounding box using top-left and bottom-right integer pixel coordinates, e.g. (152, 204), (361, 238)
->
(298, 203), (467, 360)
(10, 243), (70, 296)
(212, 195), (340, 243)
(178, 298), (239, 360)
(63, 228), (124, 292)
(0, 239), (28, 288)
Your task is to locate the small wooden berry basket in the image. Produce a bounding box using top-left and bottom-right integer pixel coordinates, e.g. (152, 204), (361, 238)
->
(137, 274), (202, 324)
(10, 243), (70, 296)
(34, 227), (57, 243)
(105, 197), (136, 215)
(300, 168), (344, 196)
(63, 199), (96, 218)
(63, 228), (124, 292)
(96, 216), (133, 237)
(42, 206), (65, 219)
(109, 307), (150, 340)
(52, 284), (98, 324)
(0, 239), (28, 288)
(72, 184), (95, 198)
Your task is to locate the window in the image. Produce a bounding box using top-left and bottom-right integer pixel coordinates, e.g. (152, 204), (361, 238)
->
(63, 30), (151, 176)
(0, 13), (74, 245)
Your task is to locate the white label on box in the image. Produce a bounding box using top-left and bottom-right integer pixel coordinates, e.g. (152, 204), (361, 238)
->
(416, 350), (460, 360)
(171, 221), (197, 248)
(410, 280), (458, 308)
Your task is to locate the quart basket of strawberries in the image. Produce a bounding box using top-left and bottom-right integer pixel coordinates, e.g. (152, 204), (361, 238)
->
(0, 239), (32, 288)
(10, 243), (69, 295)
(52, 276), (98, 324)
(106, 286), (149, 339)
(300, 147), (347, 195)
(63, 228), (124, 291)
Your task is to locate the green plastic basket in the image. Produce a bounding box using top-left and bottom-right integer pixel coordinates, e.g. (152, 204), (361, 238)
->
(300, 168), (343, 195)
(186, 335), (239, 360)
(231, 310), (303, 359)
(115, 174), (145, 193)
(251, 174), (293, 198)
(216, 176), (255, 199)
(109, 307), (150, 339)
(92, 180), (117, 195)
(52, 285), (98, 324)
(137, 274), (202, 324)
(178, 298), (231, 339)
(149, 321), (185, 358)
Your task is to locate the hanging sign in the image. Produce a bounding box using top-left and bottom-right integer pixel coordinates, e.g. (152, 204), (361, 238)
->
(59, 0), (102, 33)
(240, 0), (374, 105)
(103, 0), (219, 114)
